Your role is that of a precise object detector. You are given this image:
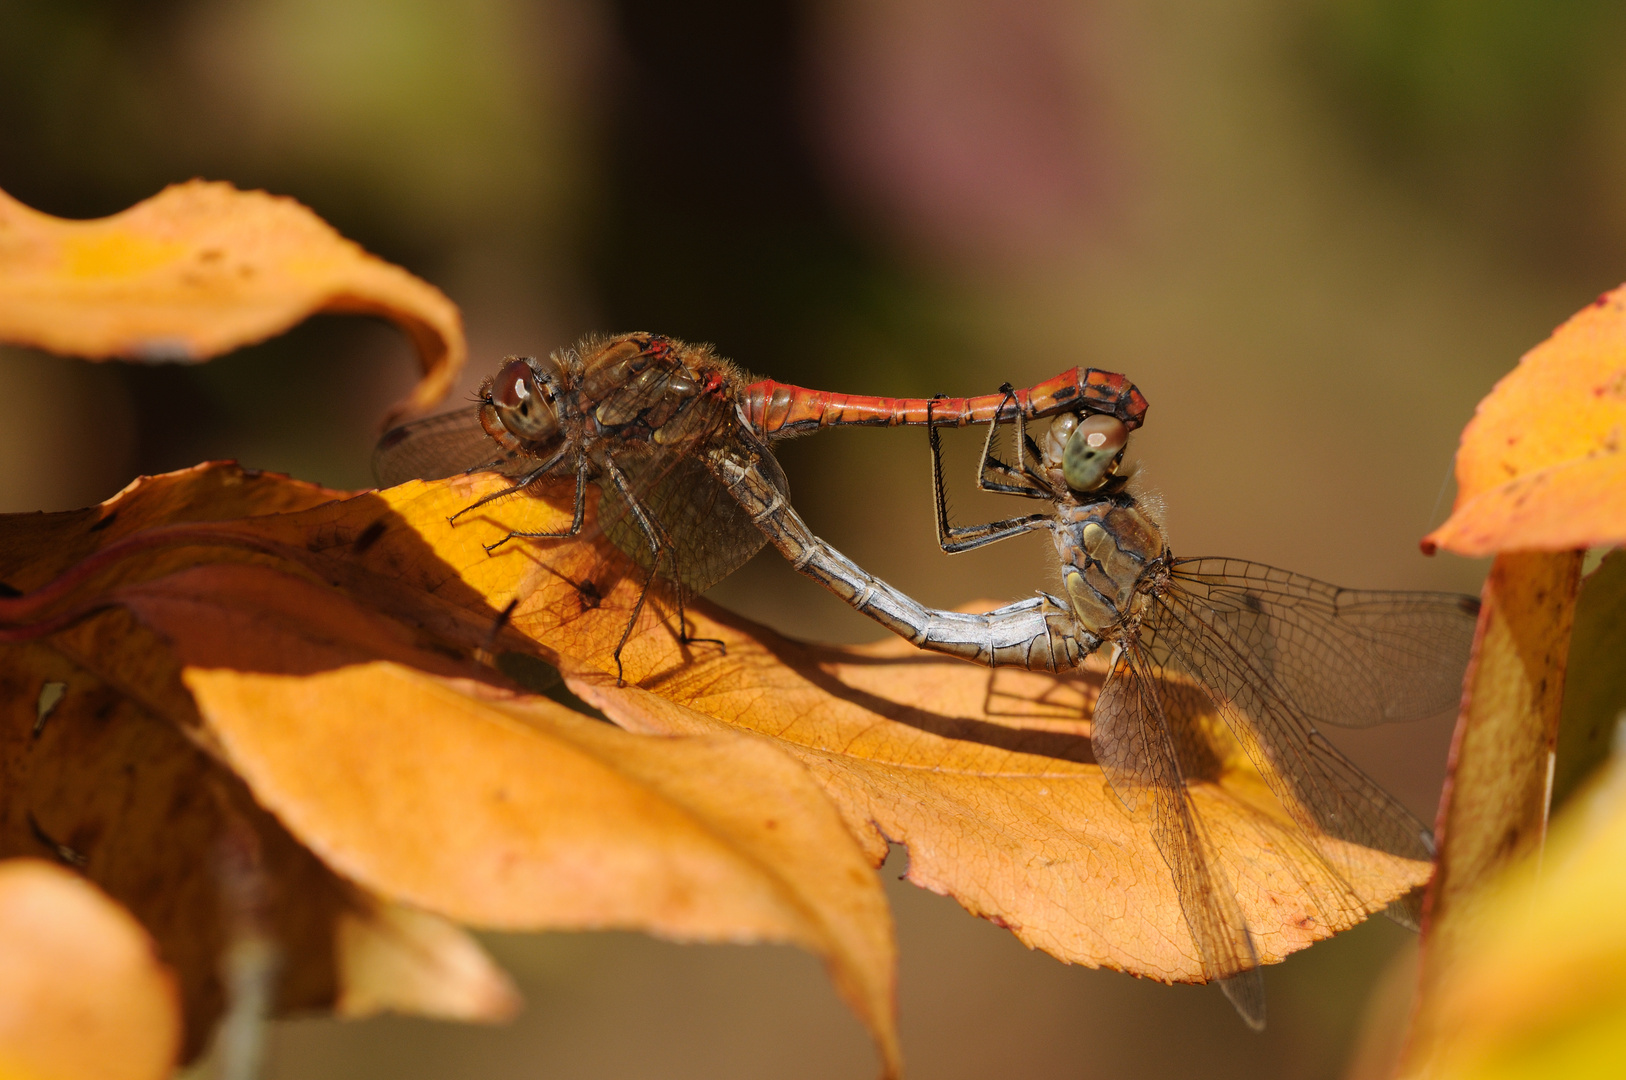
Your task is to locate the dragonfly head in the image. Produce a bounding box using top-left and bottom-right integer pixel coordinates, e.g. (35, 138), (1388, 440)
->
(1043, 413), (1128, 493)
(488, 356), (566, 444)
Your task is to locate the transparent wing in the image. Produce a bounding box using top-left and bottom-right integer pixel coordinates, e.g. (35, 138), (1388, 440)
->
(598, 415), (784, 595)
(1139, 575), (1438, 872)
(373, 406), (537, 486)
(1092, 645), (1265, 1027)
(559, 345), (784, 596)
(1167, 558), (1478, 729)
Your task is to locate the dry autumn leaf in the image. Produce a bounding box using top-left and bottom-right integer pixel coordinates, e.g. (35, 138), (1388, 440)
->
(0, 628), (518, 1064)
(4, 464), (1428, 994)
(0, 181), (466, 423)
(335, 900), (522, 1023)
(0, 858), (180, 1080)
(0, 467), (901, 1077)
(1423, 281), (1626, 557)
(372, 477), (1433, 984)
(1409, 552), (1581, 992)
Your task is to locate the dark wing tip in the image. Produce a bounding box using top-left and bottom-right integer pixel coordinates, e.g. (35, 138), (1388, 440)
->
(377, 425), (412, 452)
(1384, 886), (1426, 932)
(1220, 970), (1267, 1031)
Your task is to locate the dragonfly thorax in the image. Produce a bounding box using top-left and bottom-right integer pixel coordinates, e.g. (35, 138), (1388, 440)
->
(1055, 495), (1166, 637)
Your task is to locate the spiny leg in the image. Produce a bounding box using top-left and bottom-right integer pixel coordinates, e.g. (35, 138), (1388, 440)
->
(659, 528), (725, 657)
(635, 509), (724, 657)
(927, 397), (1052, 554)
(449, 444), (570, 525)
(485, 455), (589, 553)
(975, 386), (1055, 496)
(599, 456), (673, 684)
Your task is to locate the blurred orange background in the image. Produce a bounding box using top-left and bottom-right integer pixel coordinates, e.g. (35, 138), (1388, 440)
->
(3, 1), (1624, 1076)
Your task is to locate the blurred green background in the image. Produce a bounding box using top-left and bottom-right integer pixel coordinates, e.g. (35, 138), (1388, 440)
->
(3, 0), (1624, 1076)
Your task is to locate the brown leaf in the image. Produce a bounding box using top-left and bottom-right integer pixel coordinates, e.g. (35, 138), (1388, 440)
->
(0, 634), (352, 1062)
(1424, 284), (1626, 556)
(0, 858), (181, 1080)
(0, 181), (466, 422)
(0, 463), (349, 594)
(0, 473), (901, 1075)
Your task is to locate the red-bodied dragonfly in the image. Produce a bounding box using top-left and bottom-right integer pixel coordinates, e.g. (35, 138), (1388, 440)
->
(373, 331), (1145, 677)
(844, 396), (1478, 1027)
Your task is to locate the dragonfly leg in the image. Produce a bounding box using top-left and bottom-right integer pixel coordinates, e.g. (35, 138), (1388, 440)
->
(484, 456), (588, 554)
(646, 511), (725, 657)
(927, 399), (1052, 554)
(448, 445), (571, 526)
(598, 456), (677, 685)
(932, 386), (1044, 498)
(674, 603), (726, 656)
(974, 389), (1058, 497)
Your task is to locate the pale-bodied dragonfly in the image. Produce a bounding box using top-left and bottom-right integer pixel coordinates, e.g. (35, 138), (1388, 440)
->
(776, 394), (1478, 1027)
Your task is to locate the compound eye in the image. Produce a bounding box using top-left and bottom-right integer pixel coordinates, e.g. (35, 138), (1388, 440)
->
(1062, 414), (1128, 492)
(492, 358), (560, 441)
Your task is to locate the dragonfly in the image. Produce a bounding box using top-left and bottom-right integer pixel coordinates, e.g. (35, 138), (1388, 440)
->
(845, 393), (1478, 1027)
(373, 331), (1146, 677)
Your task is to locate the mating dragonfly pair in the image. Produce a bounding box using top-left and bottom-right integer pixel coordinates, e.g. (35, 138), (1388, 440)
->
(375, 332), (1478, 1028)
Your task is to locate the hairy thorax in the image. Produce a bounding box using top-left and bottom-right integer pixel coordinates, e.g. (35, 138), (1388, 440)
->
(1054, 493), (1167, 639)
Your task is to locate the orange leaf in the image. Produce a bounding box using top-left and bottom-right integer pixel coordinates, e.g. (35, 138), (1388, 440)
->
(1424, 284), (1626, 556)
(1, 460), (1430, 1063)
(0, 628), (522, 1056)
(1396, 289), (1609, 1073)
(0, 479), (901, 1076)
(139, 566), (896, 1073)
(195, 468), (1430, 984)
(0, 181), (466, 422)
(0, 858), (181, 1080)
(569, 634), (1429, 984)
